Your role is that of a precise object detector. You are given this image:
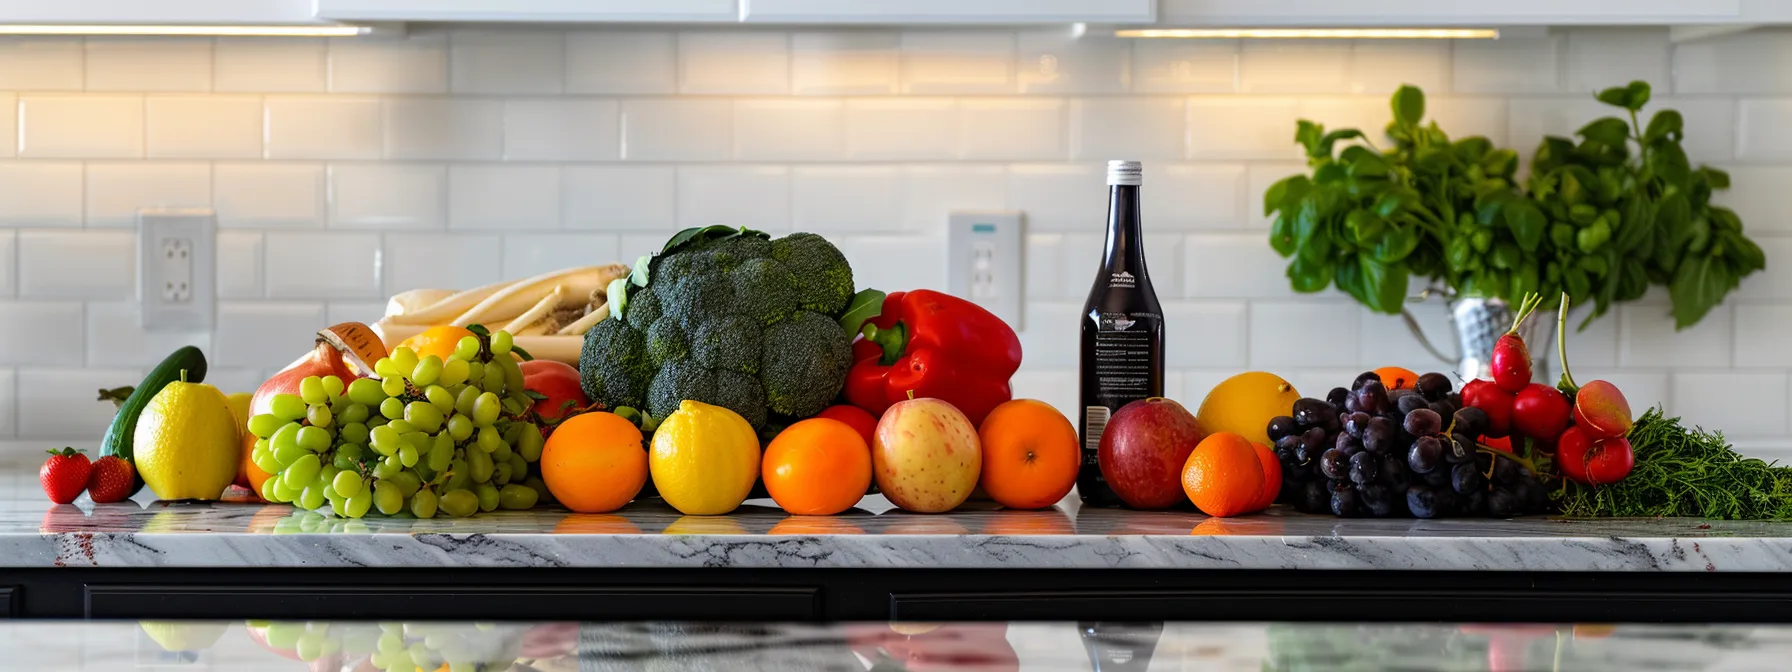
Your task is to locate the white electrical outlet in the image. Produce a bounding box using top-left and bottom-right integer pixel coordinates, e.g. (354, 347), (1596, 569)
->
(139, 210), (216, 331)
(947, 211), (1024, 329)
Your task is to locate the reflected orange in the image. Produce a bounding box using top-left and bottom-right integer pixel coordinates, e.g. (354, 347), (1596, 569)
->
(551, 514), (643, 534)
(881, 516), (970, 535)
(980, 509), (1074, 535)
(770, 516), (867, 535)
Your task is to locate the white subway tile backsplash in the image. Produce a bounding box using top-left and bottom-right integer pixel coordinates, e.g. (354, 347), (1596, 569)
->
(383, 234), (503, 294)
(1013, 302), (1078, 367)
(0, 163), (82, 227)
(0, 93), (13, 159)
(384, 98), (502, 161)
(1673, 30), (1792, 95)
(1131, 40), (1237, 94)
(1007, 163), (1101, 231)
(1715, 166), (1792, 232)
(18, 369), (140, 440)
(1620, 302), (1732, 368)
(265, 97), (383, 160)
(1358, 308), (1452, 372)
(145, 95), (263, 159)
(1143, 164), (1244, 230)
(735, 99), (844, 160)
(503, 99), (620, 161)
(451, 30), (565, 94)
(900, 165), (1007, 231)
(0, 38), (82, 90)
(1009, 369), (1076, 423)
(1735, 303), (1792, 367)
(1240, 41), (1349, 94)
(216, 231), (263, 299)
(0, 369), (11, 439)
(1250, 301), (1361, 369)
(844, 99), (959, 160)
(1427, 97), (1511, 147)
(900, 32), (1015, 94)
(214, 38), (327, 93)
(17, 230), (134, 299)
(1454, 36), (1561, 94)
(263, 232), (381, 299)
(214, 302), (327, 369)
(1737, 237), (1792, 299)
(1070, 98), (1185, 160)
(329, 33), (448, 94)
(329, 164), (446, 230)
(326, 301), (387, 328)
(1565, 28), (1671, 95)
(85, 302), (212, 368)
(1016, 32), (1130, 95)
(1564, 307), (1621, 370)
(563, 166), (676, 230)
(840, 235), (948, 293)
(1673, 372), (1790, 436)
(1163, 302), (1248, 368)
(1246, 162), (1306, 228)
(18, 95), (142, 159)
(1505, 97), (1608, 158)
(1661, 97), (1737, 163)
(501, 233), (624, 279)
(792, 32), (899, 95)
(1737, 99), (1792, 161)
(1024, 233), (1064, 301)
(0, 302), (83, 365)
(216, 163), (325, 228)
(0, 230), (12, 297)
(1186, 97), (1299, 160)
(565, 31), (677, 94)
(448, 165), (561, 230)
(681, 32), (790, 95)
(1184, 233), (1296, 299)
(85, 38), (210, 92)
(1347, 40), (1448, 95)
(620, 99), (732, 161)
(962, 98), (1065, 160)
(84, 162), (211, 228)
(794, 166), (899, 232)
(678, 166), (791, 231)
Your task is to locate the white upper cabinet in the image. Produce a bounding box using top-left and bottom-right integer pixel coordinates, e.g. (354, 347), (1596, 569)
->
(314, 0), (739, 23)
(1157, 0), (1745, 26)
(0, 0), (324, 24)
(740, 0), (1154, 24)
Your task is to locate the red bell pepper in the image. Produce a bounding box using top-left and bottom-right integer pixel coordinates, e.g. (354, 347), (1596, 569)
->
(845, 290), (1022, 427)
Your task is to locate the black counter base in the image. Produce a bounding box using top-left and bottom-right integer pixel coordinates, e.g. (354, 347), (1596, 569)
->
(3, 568), (1791, 622)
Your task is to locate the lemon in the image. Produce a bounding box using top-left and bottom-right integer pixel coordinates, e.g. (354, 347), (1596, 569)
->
(225, 392), (252, 439)
(134, 381), (240, 501)
(1196, 372), (1301, 446)
(649, 400), (760, 515)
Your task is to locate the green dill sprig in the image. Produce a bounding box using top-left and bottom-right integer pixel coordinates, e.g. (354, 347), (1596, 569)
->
(1555, 408), (1792, 519)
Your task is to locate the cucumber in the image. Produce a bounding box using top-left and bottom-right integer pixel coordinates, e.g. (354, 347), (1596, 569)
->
(101, 346), (208, 462)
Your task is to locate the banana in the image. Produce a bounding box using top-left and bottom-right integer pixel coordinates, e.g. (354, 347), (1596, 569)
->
(450, 264), (629, 328)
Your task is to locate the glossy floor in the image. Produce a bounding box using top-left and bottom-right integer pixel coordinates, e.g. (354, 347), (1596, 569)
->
(0, 620), (1784, 671)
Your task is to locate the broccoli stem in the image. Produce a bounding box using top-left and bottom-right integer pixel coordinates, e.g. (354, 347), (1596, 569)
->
(861, 322), (909, 366)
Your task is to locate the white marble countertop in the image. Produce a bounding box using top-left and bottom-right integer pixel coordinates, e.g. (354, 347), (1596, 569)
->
(4, 460), (1792, 572)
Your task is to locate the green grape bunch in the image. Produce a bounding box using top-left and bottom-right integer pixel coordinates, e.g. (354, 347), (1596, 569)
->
(244, 328), (549, 518)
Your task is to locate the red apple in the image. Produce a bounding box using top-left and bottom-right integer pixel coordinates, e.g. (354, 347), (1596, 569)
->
(1097, 398), (1205, 509)
(873, 398), (982, 513)
(521, 359), (589, 433)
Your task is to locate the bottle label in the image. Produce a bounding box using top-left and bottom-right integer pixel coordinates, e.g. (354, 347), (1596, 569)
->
(1091, 312), (1157, 401)
(1107, 271), (1137, 289)
(1082, 406), (1110, 455)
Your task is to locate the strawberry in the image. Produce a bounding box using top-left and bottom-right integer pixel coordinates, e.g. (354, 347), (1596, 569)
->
(39, 447), (91, 504)
(86, 456), (135, 504)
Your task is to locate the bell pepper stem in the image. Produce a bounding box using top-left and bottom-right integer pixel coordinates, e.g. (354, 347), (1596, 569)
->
(861, 322), (909, 366)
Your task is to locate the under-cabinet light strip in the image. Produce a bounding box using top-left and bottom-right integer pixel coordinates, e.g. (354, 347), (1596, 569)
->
(0, 24), (369, 37)
(1115, 28), (1499, 39)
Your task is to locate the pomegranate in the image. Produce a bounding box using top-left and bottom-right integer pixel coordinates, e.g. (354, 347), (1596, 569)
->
(249, 323), (386, 417)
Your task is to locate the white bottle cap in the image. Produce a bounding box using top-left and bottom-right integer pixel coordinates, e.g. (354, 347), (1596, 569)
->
(1106, 160), (1142, 186)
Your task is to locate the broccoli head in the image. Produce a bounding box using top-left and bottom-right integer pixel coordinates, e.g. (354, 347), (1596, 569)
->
(579, 228), (857, 430)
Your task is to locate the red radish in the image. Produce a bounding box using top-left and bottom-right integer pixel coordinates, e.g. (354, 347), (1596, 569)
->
(1512, 383), (1572, 440)
(1490, 293), (1545, 393)
(1556, 426), (1634, 486)
(1553, 293), (1635, 441)
(1461, 379), (1516, 438)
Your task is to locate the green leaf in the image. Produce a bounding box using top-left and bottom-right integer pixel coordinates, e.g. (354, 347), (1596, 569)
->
(1513, 261), (1541, 301)
(1371, 191), (1413, 218)
(1341, 145), (1388, 179)
(1595, 85), (1631, 108)
(1474, 191), (1511, 226)
(1452, 137), (1492, 163)
(1613, 196), (1655, 253)
(1624, 80), (1652, 110)
(1643, 109), (1683, 144)
(628, 254), (652, 287)
(1319, 129), (1364, 157)
(1371, 225), (1420, 263)
(660, 225), (765, 256)
(1577, 117), (1631, 147)
(1263, 175), (1309, 217)
(1358, 258), (1410, 314)
(1287, 256), (1331, 293)
(1658, 192), (1692, 244)
(1490, 242), (1520, 270)
(1704, 166), (1732, 190)
(1503, 200), (1547, 252)
(1726, 232), (1768, 273)
(1480, 148), (1518, 178)
(1649, 142), (1692, 188)
(838, 289), (886, 338)
(1710, 206), (1742, 234)
(605, 276), (630, 319)
(1669, 253), (1730, 329)
(1532, 137), (1577, 173)
(1414, 145), (1452, 172)
(1296, 120), (1325, 157)
(1392, 85), (1425, 126)
(1313, 162), (1348, 184)
(1269, 214), (1297, 257)
(1345, 209), (1385, 244)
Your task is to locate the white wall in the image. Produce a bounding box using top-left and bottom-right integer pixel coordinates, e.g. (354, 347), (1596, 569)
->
(0, 27), (1786, 459)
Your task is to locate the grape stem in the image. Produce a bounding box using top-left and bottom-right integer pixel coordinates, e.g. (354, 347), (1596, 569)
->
(1474, 444), (1542, 476)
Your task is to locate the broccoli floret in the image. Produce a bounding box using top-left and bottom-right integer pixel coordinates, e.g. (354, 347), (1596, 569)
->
(580, 318), (651, 410)
(580, 229), (857, 430)
(772, 232), (854, 316)
(760, 311), (853, 418)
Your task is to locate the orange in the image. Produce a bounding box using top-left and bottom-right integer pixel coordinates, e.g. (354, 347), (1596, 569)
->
(238, 432), (272, 498)
(552, 514), (642, 534)
(399, 325), (477, 362)
(1180, 432), (1266, 518)
(981, 509), (1075, 535)
(540, 412), (647, 513)
(1249, 442), (1282, 511)
(1374, 366), (1420, 391)
(770, 516), (866, 535)
(976, 399), (1080, 510)
(762, 418), (873, 515)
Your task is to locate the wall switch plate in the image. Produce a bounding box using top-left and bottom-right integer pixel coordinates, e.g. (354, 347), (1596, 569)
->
(138, 209), (216, 332)
(947, 210), (1024, 329)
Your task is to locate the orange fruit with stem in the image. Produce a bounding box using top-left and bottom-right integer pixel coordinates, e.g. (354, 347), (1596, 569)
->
(763, 418), (873, 515)
(976, 399), (1080, 510)
(1374, 366), (1420, 391)
(541, 412), (647, 513)
(1180, 432), (1266, 517)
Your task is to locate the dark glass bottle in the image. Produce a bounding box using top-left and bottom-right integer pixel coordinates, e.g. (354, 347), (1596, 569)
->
(1077, 160), (1166, 507)
(1079, 622), (1163, 672)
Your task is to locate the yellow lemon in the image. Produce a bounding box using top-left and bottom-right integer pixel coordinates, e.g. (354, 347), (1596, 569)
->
(225, 392), (252, 439)
(1195, 372), (1301, 446)
(134, 381), (240, 501)
(649, 400), (760, 515)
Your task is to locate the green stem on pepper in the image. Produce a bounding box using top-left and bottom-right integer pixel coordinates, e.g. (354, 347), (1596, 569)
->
(861, 322), (909, 367)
